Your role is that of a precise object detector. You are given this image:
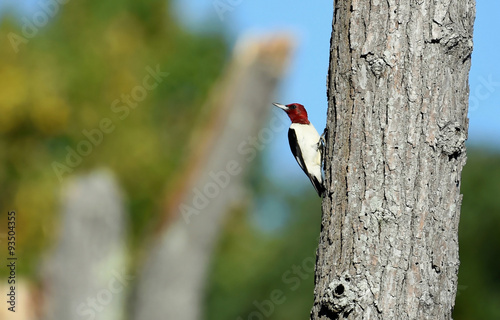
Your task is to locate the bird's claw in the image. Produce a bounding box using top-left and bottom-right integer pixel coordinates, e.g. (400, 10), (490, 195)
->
(319, 128), (327, 149)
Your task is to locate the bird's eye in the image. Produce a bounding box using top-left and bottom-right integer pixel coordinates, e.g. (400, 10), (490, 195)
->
(290, 104), (297, 109)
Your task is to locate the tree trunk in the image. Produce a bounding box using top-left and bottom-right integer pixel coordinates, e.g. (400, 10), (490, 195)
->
(311, 1), (475, 319)
(43, 170), (128, 320)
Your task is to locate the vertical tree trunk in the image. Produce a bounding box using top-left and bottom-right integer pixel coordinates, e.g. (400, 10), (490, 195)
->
(311, 1), (475, 319)
(43, 170), (128, 320)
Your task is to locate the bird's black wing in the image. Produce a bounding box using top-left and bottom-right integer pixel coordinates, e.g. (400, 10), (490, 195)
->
(288, 128), (307, 175)
(309, 173), (324, 196)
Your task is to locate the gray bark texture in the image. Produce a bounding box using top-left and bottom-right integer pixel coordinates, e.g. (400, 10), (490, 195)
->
(311, 1), (475, 319)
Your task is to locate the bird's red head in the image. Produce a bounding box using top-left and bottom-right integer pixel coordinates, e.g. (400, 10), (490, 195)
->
(273, 103), (310, 124)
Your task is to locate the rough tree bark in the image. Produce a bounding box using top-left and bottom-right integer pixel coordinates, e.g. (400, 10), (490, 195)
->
(311, 1), (475, 319)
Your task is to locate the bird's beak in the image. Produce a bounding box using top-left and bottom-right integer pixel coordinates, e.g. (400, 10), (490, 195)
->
(273, 102), (289, 111)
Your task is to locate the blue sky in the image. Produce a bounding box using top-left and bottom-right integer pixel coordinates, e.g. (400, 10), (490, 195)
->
(2, 0), (499, 181)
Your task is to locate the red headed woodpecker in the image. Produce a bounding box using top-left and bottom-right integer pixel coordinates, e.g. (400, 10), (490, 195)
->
(273, 102), (324, 196)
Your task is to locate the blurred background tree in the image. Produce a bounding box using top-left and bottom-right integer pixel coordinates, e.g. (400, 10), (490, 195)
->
(0, 0), (499, 320)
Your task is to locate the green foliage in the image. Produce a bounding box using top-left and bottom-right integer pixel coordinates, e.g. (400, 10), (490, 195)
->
(455, 150), (500, 320)
(0, 0), (227, 276)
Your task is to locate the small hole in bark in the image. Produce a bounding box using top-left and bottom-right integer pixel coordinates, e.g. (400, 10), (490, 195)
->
(319, 304), (340, 319)
(448, 151), (460, 161)
(432, 264), (441, 273)
(335, 284), (345, 296)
